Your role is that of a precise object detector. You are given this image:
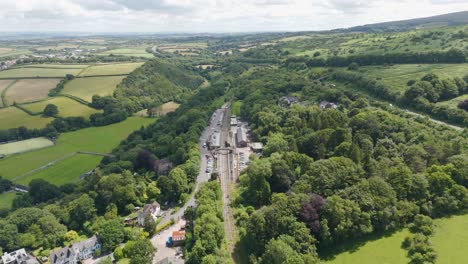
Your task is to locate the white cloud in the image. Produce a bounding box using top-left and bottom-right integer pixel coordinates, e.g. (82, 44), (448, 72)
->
(0, 0), (466, 32)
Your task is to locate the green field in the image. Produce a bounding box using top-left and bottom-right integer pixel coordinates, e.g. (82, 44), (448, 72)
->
(0, 107), (53, 130)
(99, 48), (154, 58)
(0, 192), (17, 210)
(17, 154), (102, 186)
(0, 67), (83, 78)
(436, 94), (468, 109)
(0, 137), (54, 155)
(361, 64), (468, 93)
(21, 64), (89, 69)
(323, 214), (468, 264)
(322, 230), (410, 264)
(0, 49), (32, 58)
(0, 80), (15, 107)
(78, 62), (144, 76)
(62, 76), (126, 102)
(22, 97), (101, 118)
(0, 117), (154, 184)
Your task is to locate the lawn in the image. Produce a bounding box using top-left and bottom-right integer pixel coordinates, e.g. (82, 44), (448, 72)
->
(61, 76), (126, 102)
(362, 64), (468, 94)
(0, 67), (82, 78)
(0, 192), (17, 210)
(22, 97), (101, 118)
(0, 117), (155, 184)
(0, 137), (54, 156)
(5, 79), (61, 104)
(0, 107), (52, 130)
(321, 230), (410, 264)
(78, 62), (144, 76)
(17, 154), (102, 186)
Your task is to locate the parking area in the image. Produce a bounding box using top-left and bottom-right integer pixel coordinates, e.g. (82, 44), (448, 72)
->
(151, 219), (185, 264)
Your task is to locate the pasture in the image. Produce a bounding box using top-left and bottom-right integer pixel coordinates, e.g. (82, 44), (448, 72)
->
(0, 49), (31, 58)
(322, 230), (410, 264)
(361, 64), (468, 93)
(22, 97), (101, 118)
(432, 214), (468, 264)
(0, 67), (82, 78)
(4, 79), (61, 104)
(21, 64), (89, 69)
(0, 107), (52, 130)
(17, 154), (102, 186)
(62, 76), (125, 102)
(0, 137), (54, 156)
(0, 117), (154, 184)
(0, 192), (17, 210)
(0, 80), (15, 107)
(99, 48), (154, 58)
(78, 62), (144, 76)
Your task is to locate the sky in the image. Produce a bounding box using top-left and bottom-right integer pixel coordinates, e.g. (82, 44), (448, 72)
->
(0, 0), (467, 33)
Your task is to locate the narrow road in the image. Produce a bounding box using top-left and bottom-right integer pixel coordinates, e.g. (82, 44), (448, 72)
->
(402, 108), (464, 131)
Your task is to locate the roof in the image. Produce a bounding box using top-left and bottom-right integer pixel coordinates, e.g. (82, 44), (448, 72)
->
(211, 132), (221, 147)
(236, 127), (247, 143)
(50, 235), (100, 264)
(50, 247), (74, 264)
(172, 231), (185, 241)
(251, 142), (263, 150)
(138, 201), (160, 220)
(2, 248), (38, 264)
(71, 235), (100, 254)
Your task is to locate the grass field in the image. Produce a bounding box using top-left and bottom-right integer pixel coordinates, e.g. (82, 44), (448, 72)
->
(0, 107), (52, 130)
(0, 80), (15, 107)
(0, 67), (82, 78)
(22, 97), (101, 117)
(5, 79), (61, 104)
(0, 137), (54, 156)
(362, 64), (468, 94)
(61, 76), (125, 102)
(99, 48), (154, 58)
(0, 49), (32, 58)
(17, 154), (102, 186)
(21, 64), (89, 69)
(432, 214), (468, 264)
(0, 192), (17, 210)
(436, 94), (468, 109)
(134, 101), (181, 117)
(322, 230), (410, 264)
(78, 62), (144, 76)
(0, 117), (154, 184)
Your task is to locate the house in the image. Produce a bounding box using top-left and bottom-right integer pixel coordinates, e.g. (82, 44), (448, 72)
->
(2, 248), (39, 264)
(154, 159), (173, 176)
(49, 235), (101, 264)
(236, 127), (248, 148)
(208, 132), (221, 150)
(250, 142), (264, 153)
(230, 117), (238, 126)
(137, 201), (161, 226)
(279, 96), (301, 108)
(172, 230), (186, 247)
(319, 101), (338, 109)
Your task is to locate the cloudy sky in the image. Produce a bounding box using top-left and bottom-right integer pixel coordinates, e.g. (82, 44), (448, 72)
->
(0, 0), (467, 33)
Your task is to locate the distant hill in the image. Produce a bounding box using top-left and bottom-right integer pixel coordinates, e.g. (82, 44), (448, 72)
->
(335, 11), (468, 33)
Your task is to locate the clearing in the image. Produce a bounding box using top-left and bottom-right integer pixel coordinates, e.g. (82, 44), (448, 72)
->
(0, 117), (154, 184)
(0, 107), (52, 130)
(4, 79), (61, 104)
(0, 67), (82, 78)
(61, 76), (126, 102)
(323, 213), (468, 264)
(22, 97), (101, 118)
(0, 137), (54, 156)
(78, 62), (144, 76)
(134, 101), (180, 117)
(0, 192), (17, 210)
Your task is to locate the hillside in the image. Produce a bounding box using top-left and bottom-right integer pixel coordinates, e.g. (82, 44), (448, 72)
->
(338, 11), (468, 32)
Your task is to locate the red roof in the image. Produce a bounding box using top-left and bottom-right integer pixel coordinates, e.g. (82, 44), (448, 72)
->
(172, 231), (185, 241)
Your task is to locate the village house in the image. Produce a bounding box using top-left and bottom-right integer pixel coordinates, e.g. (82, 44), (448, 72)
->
(49, 235), (101, 264)
(2, 248), (38, 264)
(250, 142), (264, 154)
(137, 201), (161, 226)
(319, 101), (338, 109)
(236, 127), (248, 148)
(278, 96), (301, 108)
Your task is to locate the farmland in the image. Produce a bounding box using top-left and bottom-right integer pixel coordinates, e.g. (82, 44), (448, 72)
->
(0, 137), (54, 156)
(0, 107), (52, 130)
(78, 62), (144, 76)
(20, 64), (89, 69)
(0, 48), (31, 58)
(0, 67), (82, 78)
(0, 117), (154, 185)
(22, 97), (101, 117)
(4, 78), (61, 104)
(0, 80), (15, 107)
(61, 76), (126, 102)
(99, 48), (154, 58)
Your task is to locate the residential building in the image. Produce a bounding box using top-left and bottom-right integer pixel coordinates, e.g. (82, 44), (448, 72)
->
(250, 142), (264, 153)
(319, 101), (338, 109)
(49, 235), (101, 264)
(208, 132), (221, 150)
(172, 230), (186, 247)
(2, 248), (38, 264)
(137, 201), (161, 226)
(279, 96), (301, 108)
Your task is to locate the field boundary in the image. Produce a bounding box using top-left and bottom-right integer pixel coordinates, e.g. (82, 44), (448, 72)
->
(13, 103), (43, 116)
(1, 79), (18, 107)
(56, 94), (92, 106)
(76, 73), (130, 78)
(0, 77), (63, 80)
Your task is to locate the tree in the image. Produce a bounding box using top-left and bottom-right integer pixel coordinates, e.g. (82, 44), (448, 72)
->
(264, 133), (289, 156)
(68, 194), (97, 229)
(348, 62), (359, 70)
(261, 238), (305, 264)
(458, 100), (468, 111)
(28, 179), (61, 204)
(43, 104), (59, 117)
(241, 159), (272, 207)
(124, 239), (155, 264)
(143, 214), (156, 235)
(96, 219), (125, 252)
(298, 194), (326, 236)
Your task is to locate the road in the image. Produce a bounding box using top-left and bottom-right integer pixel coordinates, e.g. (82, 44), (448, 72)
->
(402, 109), (464, 131)
(151, 107), (226, 263)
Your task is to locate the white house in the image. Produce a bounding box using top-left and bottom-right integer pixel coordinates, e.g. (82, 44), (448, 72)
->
(2, 248), (38, 264)
(137, 201), (161, 226)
